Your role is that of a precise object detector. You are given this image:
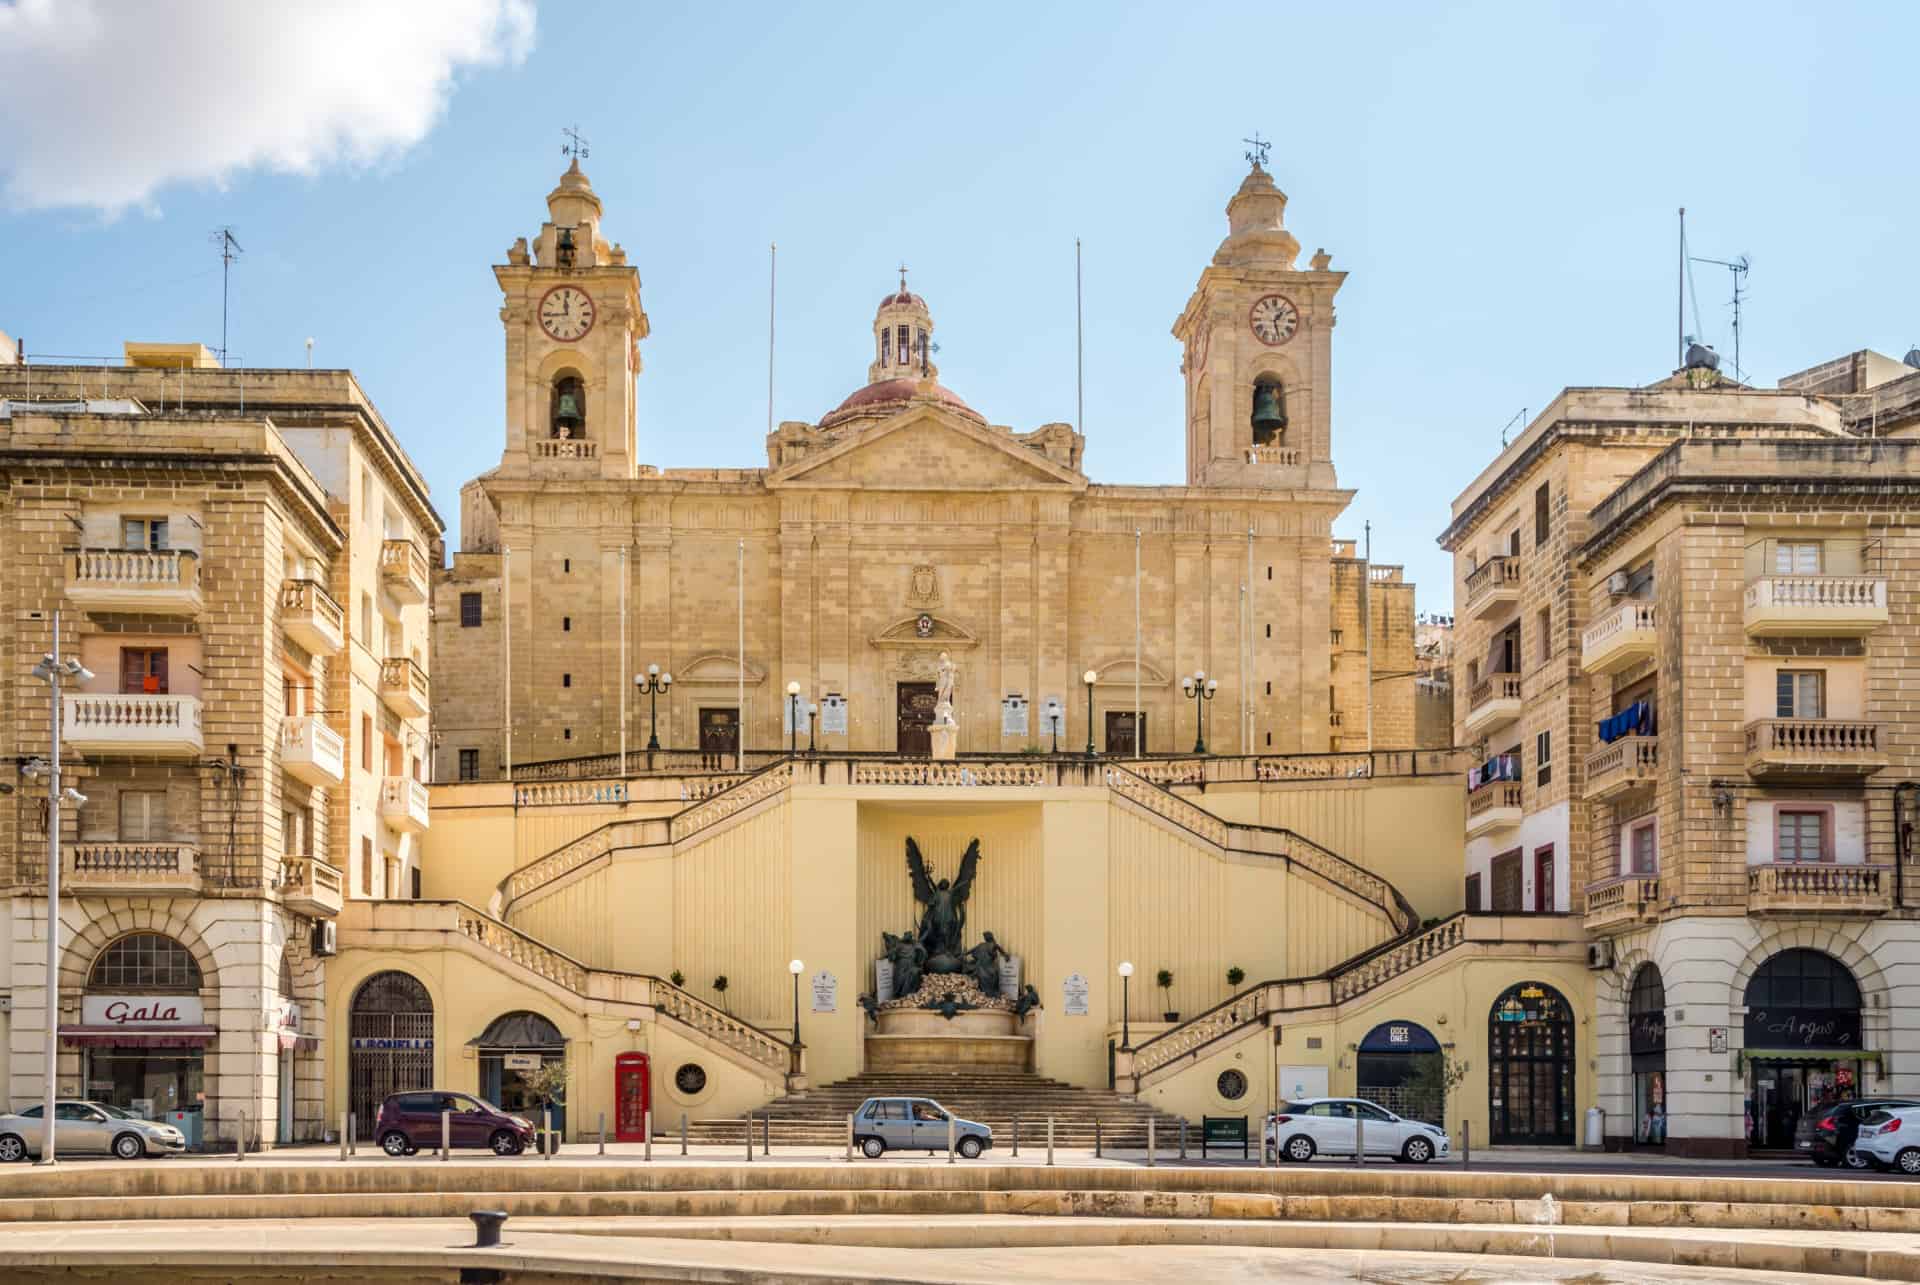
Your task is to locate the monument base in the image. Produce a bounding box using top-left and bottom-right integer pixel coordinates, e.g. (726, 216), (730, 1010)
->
(866, 1007), (1031, 1071)
(928, 723), (958, 760)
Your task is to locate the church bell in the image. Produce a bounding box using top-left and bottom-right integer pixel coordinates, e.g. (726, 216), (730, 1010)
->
(1251, 383), (1287, 435)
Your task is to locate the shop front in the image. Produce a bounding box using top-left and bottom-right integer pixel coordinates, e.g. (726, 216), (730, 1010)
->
(62, 933), (213, 1144)
(1487, 981), (1575, 1145)
(473, 1010), (567, 1135)
(1629, 963), (1666, 1147)
(1355, 1019), (1445, 1125)
(1742, 948), (1866, 1152)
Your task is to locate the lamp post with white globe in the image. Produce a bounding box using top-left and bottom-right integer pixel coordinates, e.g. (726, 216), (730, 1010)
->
(788, 958), (806, 1063)
(634, 665), (672, 758)
(1117, 961), (1135, 1051)
(1082, 669), (1099, 758)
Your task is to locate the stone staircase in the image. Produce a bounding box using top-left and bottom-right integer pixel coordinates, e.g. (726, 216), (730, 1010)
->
(674, 1068), (1196, 1149)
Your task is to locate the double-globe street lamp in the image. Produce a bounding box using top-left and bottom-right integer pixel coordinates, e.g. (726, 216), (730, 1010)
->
(1181, 670), (1219, 754)
(634, 665), (672, 754)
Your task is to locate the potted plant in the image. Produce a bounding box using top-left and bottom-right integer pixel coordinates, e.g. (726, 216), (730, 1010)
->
(713, 974), (730, 1012)
(1156, 968), (1178, 1022)
(669, 969), (685, 989)
(1226, 965), (1246, 989)
(520, 1060), (569, 1155)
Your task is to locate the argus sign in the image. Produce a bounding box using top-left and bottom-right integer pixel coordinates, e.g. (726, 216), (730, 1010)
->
(82, 995), (205, 1027)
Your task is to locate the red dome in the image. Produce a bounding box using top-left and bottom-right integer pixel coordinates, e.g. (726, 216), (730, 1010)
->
(821, 377), (983, 430)
(878, 289), (926, 310)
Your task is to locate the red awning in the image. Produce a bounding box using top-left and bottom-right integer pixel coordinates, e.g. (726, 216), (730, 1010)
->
(59, 1025), (216, 1048)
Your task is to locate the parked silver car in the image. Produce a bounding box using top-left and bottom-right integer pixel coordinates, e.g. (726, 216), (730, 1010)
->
(853, 1096), (992, 1159)
(0, 1100), (187, 1161)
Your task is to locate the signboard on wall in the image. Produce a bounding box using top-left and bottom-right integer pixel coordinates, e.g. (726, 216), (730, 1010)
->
(820, 693), (848, 735)
(811, 970), (838, 1013)
(82, 995), (205, 1027)
(1001, 694), (1028, 737)
(1744, 1007), (1860, 1050)
(1062, 972), (1090, 1016)
(503, 1052), (541, 1071)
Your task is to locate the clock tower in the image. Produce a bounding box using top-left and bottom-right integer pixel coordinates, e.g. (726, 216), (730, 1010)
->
(496, 158), (648, 480)
(1172, 159), (1344, 491)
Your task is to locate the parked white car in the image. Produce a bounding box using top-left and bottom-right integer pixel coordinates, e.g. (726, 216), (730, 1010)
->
(1263, 1097), (1450, 1164)
(1853, 1105), (1920, 1173)
(0, 1100), (187, 1162)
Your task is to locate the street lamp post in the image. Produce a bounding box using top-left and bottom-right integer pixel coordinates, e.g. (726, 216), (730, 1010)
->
(786, 682), (801, 757)
(28, 610), (94, 1166)
(1117, 961), (1134, 1051)
(788, 958), (806, 1065)
(806, 702), (818, 754)
(634, 665), (672, 760)
(1082, 670), (1098, 758)
(1181, 670), (1219, 755)
(1045, 699), (1062, 756)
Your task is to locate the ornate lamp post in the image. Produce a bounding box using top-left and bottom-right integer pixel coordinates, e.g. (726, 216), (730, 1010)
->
(786, 682), (801, 757)
(634, 665), (672, 754)
(788, 958), (806, 1058)
(1082, 669), (1098, 758)
(1045, 698), (1062, 756)
(1181, 670), (1219, 755)
(1117, 960), (1134, 1051)
(807, 701), (818, 754)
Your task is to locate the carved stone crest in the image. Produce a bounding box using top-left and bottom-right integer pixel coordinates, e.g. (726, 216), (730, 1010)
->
(907, 563), (941, 608)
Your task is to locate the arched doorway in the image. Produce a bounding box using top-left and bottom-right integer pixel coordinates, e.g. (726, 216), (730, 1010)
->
(1628, 963), (1667, 1146)
(1488, 981), (1575, 1145)
(349, 971), (433, 1137)
(1744, 948), (1864, 1151)
(1356, 1020), (1445, 1124)
(74, 932), (212, 1135)
(473, 1011), (567, 1134)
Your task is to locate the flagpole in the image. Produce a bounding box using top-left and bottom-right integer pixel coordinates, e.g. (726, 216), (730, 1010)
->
(503, 545), (513, 779)
(1134, 528), (1142, 758)
(1075, 239), (1084, 437)
(767, 242), (776, 437)
(737, 538), (746, 772)
(619, 547), (628, 776)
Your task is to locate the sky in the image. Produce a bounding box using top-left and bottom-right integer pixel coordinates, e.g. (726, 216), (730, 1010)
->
(3, 0), (1916, 611)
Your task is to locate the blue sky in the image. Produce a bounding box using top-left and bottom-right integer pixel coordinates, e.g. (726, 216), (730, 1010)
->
(3, 1), (1915, 609)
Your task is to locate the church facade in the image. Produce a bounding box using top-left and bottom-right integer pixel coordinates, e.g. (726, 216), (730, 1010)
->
(432, 159), (1422, 779)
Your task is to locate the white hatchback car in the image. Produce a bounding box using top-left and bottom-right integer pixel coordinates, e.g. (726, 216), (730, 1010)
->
(1852, 1105), (1920, 1173)
(1263, 1097), (1450, 1164)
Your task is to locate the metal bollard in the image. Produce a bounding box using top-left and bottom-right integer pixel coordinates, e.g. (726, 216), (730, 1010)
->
(644, 1108), (652, 1162)
(340, 1111), (349, 1162)
(237, 1111), (248, 1163)
(845, 1112), (854, 1163)
(1047, 1116), (1055, 1166)
(745, 1114), (753, 1162)
(1147, 1116), (1155, 1167)
(761, 1111), (770, 1156)
(441, 1109), (451, 1161)
(598, 1113), (606, 1156)
(1355, 1111), (1364, 1166)
(1180, 1118), (1188, 1160)
(348, 1111), (357, 1156)
(1462, 1119), (1470, 1168)
(680, 1112), (688, 1156)
(947, 1112), (956, 1164)
(543, 1106), (552, 1160)
(1094, 1118), (1102, 1159)
(1012, 1114), (1019, 1158)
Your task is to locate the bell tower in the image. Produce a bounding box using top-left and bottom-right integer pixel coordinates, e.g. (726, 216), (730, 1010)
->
(1172, 153), (1344, 490)
(495, 155), (648, 479)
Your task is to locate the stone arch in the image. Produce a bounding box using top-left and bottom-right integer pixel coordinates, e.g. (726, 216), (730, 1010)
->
(1728, 927), (1887, 1013)
(60, 906), (217, 998)
(1089, 658), (1170, 689)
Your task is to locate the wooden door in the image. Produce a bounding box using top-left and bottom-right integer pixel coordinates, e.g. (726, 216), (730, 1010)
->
(897, 683), (936, 755)
(1490, 849), (1523, 911)
(1104, 710), (1146, 756)
(698, 709), (738, 765)
(1533, 846), (1556, 913)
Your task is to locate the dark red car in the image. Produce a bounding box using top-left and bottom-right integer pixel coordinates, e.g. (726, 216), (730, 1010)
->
(375, 1091), (533, 1157)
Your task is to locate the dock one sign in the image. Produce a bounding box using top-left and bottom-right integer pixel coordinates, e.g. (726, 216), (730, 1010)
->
(82, 995), (205, 1027)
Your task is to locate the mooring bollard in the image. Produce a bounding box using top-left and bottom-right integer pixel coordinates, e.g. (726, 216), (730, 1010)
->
(339, 1111), (349, 1162)
(1047, 1116), (1055, 1166)
(1355, 1111), (1364, 1166)
(1094, 1118), (1102, 1159)
(469, 1209), (508, 1248)
(1180, 1118), (1188, 1160)
(441, 1109), (451, 1161)
(644, 1108), (652, 1162)
(680, 1112), (688, 1157)
(1012, 1114), (1020, 1158)
(1147, 1116), (1155, 1167)
(598, 1113), (606, 1156)
(236, 1111), (248, 1163)
(947, 1112), (956, 1165)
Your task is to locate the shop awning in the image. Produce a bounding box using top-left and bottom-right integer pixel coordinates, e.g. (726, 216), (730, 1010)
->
(60, 1024), (216, 1048)
(1739, 1047), (1882, 1065)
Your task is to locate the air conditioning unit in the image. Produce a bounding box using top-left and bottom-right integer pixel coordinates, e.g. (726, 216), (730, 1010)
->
(1606, 571), (1630, 596)
(1586, 941), (1614, 971)
(312, 919), (338, 957)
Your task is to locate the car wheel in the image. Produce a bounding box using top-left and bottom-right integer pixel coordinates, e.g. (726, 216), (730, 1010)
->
(1284, 1134), (1316, 1163)
(112, 1133), (146, 1160)
(0, 1134), (26, 1164)
(380, 1131), (413, 1157)
(957, 1136), (983, 1160)
(860, 1136), (885, 1159)
(490, 1129), (523, 1156)
(1898, 1148), (1920, 1176)
(1845, 1149), (1873, 1170)
(1401, 1136), (1434, 1164)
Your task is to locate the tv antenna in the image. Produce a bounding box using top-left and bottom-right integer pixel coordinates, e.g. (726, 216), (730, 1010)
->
(209, 227), (243, 367)
(1688, 252), (1750, 383)
(561, 125), (590, 162)
(1499, 407), (1528, 448)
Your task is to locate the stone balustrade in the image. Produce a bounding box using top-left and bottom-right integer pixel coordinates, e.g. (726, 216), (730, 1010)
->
(1744, 575), (1887, 637)
(62, 843), (200, 894)
(1247, 444), (1301, 466)
(532, 438), (598, 460)
(378, 655), (430, 718)
(378, 539), (430, 603)
(379, 776), (431, 833)
(279, 856), (344, 918)
(1330, 915), (1467, 1002)
(280, 578), (346, 655)
(1584, 735), (1658, 800)
(1463, 555), (1519, 616)
(1747, 862), (1892, 914)
(62, 693), (203, 756)
(1581, 601), (1657, 675)
(68, 547), (202, 613)
(1744, 718), (1886, 779)
(1583, 874), (1660, 933)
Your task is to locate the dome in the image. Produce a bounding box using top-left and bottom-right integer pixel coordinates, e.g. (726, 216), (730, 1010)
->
(878, 289), (927, 311)
(820, 377), (983, 430)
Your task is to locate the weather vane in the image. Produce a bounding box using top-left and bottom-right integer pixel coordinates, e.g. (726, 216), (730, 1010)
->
(561, 125), (590, 162)
(1242, 131), (1271, 170)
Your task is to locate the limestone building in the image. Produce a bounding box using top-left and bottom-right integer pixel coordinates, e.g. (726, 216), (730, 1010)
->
(1441, 347), (1920, 1154)
(434, 159), (1425, 779)
(0, 350), (439, 1147)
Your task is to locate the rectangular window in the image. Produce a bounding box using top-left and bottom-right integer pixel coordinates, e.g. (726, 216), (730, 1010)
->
(1506, 527), (1521, 558)
(1534, 483), (1550, 548)
(361, 837), (374, 896)
(119, 647), (169, 694)
(1777, 810), (1827, 863)
(1629, 818), (1657, 874)
(118, 790), (166, 842)
(1775, 670), (1825, 719)
(562, 673), (571, 688)
(1538, 608), (1551, 663)
(121, 517), (169, 551)
(361, 714), (373, 772)
(1535, 730), (1552, 787)
(458, 748), (479, 782)
(1774, 541), (1821, 575)
(459, 592), (482, 628)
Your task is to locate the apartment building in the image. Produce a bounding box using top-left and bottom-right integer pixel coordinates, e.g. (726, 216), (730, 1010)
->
(1442, 347), (1920, 1156)
(0, 345), (439, 1147)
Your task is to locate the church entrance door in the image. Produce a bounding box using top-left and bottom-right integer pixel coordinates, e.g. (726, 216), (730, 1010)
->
(1104, 711), (1146, 756)
(897, 683), (936, 755)
(698, 708), (738, 768)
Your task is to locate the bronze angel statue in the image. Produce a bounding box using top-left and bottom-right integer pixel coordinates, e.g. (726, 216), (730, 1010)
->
(906, 836), (980, 975)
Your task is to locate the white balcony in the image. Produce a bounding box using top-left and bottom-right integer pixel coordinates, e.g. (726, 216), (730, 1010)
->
(281, 578), (345, 656)
(1463, 555), (1520, 619)
(1462, 674), (1523, 740)
(380, 776), (431, 833)
(1581, 602), (1657, 675)
(279, 856), (345, 918)
(378, 656), (430, 719)
(1744, 718), (1887, 780)
(379, 539), (430, 605)
(1744, 576), (1887, 638)
(62, 843), (200, 895)
(62, 694), (203, 757)
(281, 714), (346, 787)
(1465, 783), (1523, 838)
(67, 548), (201, 615)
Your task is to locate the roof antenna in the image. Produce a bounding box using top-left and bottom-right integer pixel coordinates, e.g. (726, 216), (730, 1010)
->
(1499, 407), (1527, 448)
(1690, 247), (1751, 383)
(209, 227), (243, 368)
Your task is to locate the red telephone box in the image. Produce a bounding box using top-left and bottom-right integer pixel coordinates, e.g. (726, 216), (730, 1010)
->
(615, 1052), (651, 1141)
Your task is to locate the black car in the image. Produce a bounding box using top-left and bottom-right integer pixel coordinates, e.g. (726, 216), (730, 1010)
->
(1796, 1098), (1920, 1168)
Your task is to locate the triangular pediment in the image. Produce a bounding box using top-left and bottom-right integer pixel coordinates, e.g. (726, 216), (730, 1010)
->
(769, 406), (1085, 491)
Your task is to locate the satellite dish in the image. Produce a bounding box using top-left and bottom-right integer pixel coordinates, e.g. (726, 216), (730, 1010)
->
(1685, 342), (1721, 372)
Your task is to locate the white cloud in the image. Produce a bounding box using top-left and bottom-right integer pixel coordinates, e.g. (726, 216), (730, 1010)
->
(0, 0), (534, 214)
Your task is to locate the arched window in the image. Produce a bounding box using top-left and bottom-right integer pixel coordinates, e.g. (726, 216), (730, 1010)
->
(550, 373), (586, 439)
(278, 951), (296, 1001)
(1487, 980), (1575, 1145)
(475, 1010), (566, 1049)
(1251, 376), (1287, 446)
(1629, 963), (1668, 1145)
(1355, 1019), (1445, 1124)
(349, 970), (434, 1135)
(90, 933), (202, 992)
(1745, 949), (1861, 1011)
(878, 330), (888, 367)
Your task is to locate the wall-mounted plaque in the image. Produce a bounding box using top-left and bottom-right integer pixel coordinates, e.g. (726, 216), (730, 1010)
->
(821, 693), (848, 735)
(811, 970), (837, 1014)
(1001, 694), (1029, 737)
(1063, 971), (1090, 1017)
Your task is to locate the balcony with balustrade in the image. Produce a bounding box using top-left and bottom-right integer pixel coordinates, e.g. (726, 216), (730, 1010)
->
(1581, 601), (1657, 675)
(1747, 862), (1891, 915)
(1744, 576), (1887, 638)
(62, 843), (200, 896)
(1465, 783), (1523, 838)
(281, 578), (345, 655)
(280, 713), (346, 787)
(1464, 555), (1520, 619)
(1583, 874), (1660, 934)
(67, 548), (201, 614)
(1462, 673), (1523, 740)
(1744, 719), (1886, 780)
(279, 856), (345, 918)
(1584, 735), (1658, 800)
(61, 693), (203, 757)
(378, 656), (430, 719)
(379, 539), (430, 605)
(380, 776), (431, 833)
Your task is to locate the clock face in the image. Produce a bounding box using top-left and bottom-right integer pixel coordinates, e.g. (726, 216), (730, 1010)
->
(538, 286), (596, 342)
(1249, 295), (1300, 346)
